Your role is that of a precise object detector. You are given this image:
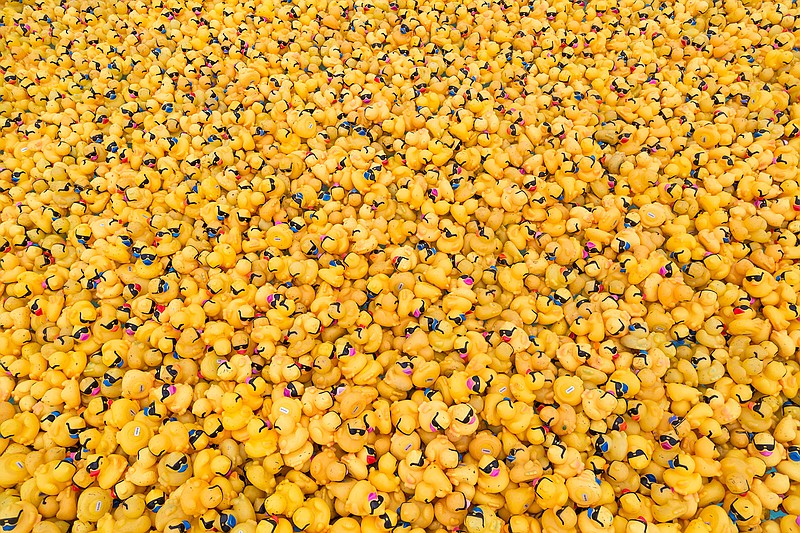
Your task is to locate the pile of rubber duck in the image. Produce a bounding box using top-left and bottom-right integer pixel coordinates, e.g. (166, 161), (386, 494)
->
(1, 0), (800, 531)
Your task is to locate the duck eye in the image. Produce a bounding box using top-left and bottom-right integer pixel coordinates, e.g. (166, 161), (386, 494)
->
(81, 380), (98, 394)
(220, 512), (237, 532)
(0, 510), (23, 530)
(146, 499), (163, 512)
(729, 507), (746, 522)
(188, 429), (204, 445)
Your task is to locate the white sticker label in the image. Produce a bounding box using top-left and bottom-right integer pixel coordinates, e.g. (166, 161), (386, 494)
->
(96, 501), (103, 512)
(566, 386), (575, 394)
(499, 387), (507, 393)
(134, 427), (141, 437)
(279, 407), (289, 414)
(16, 462), (23, 469)
(482, 448), (491, 454)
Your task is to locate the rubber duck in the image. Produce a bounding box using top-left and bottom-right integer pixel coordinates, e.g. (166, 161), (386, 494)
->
(534, 475), (569, 510)
(291, 497), (331, 533)
(723, 491), (763, 529)
(684, 506), (736, 533)
(577, 507), (614, 533)
(0, 500), (39, 533)
(464, 506), (503, 533)
(663, 453), (703, 495)
(76, 487), (113, 523)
